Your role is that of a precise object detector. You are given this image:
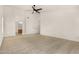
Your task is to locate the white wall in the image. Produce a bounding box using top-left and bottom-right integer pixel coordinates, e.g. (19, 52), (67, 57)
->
(4, 6), (16, 37)
(25, 12), (40, 34)
(0, 6), (3, 46)
(0, 16), (3, 46)
(40, 6), (79, 41)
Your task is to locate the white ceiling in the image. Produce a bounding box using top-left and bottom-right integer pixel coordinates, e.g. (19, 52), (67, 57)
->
(4, 5), (49, 12)
(3, 5), (58, 13)
(4, 5), (79, 12)
(4, 5), (32, 11)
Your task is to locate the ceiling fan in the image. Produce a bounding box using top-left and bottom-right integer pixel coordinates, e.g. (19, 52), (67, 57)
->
(32, 5), (42, 14)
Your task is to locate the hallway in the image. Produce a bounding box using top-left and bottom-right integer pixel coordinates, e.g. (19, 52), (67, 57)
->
(0, 34), (79, 54)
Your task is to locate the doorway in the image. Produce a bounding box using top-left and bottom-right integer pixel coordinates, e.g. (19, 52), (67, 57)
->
(16, 21), (23, 35)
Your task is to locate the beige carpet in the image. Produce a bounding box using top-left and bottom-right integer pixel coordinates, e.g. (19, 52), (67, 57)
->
(0, 34), (79, 54)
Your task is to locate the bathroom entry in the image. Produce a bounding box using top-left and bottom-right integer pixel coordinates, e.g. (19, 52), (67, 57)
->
(16, 21), (23, 35)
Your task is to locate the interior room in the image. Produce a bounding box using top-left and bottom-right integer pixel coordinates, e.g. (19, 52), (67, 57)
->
(0, 5), (79, 53)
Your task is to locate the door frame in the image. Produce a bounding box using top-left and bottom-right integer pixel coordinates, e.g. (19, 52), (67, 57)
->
(15, 20), (24, 35)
